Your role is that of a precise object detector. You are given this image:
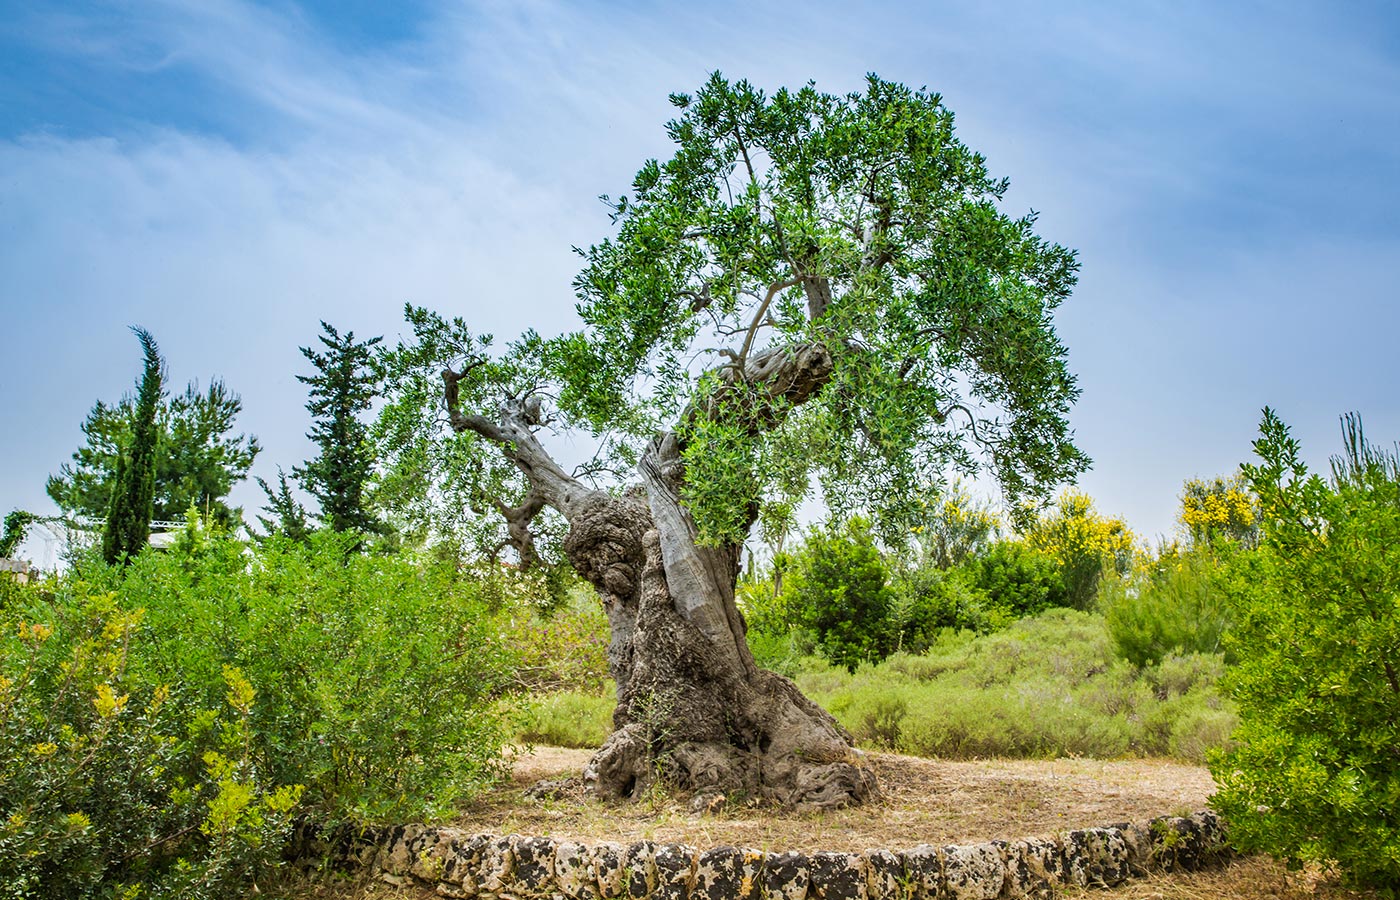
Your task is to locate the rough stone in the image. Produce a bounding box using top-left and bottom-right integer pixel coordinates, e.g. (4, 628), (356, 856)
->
(694, 845), (761, 900)
(1066, 827), (1131, 887)
(763, 850), (811, 900)
(623, 840), (657, 899)
(591, 842), (627, 899)
(809, 850), (866, 900)
(942, 843), (1004, 900)
(862, 849), (903, 900)
(513, 836), (559, 896)
(994, 839), (1057, 900)
(1147, 811), (1227, 872)
(478, 834), (518, 895)
(554, 840), (599, 900)
(900, 844), (942, 900)
(653, 843), (697, 900)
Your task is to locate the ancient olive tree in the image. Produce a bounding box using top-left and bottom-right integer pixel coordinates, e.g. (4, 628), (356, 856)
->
(380, 74), (1088, 809)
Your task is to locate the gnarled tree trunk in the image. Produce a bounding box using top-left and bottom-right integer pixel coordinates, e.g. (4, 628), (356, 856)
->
(443, 342), (878, 811)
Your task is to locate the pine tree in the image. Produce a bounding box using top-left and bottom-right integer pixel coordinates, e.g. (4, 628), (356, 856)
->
(294, 322), (382, 536)
(254, 467), (312, 543)
(103, 328), (162, 565)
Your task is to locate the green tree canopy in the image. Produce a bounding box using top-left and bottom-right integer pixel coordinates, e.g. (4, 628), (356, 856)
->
(48, 378), (260, 529)
(380, 73), (1089, 557)
(102, 327), (163, 565)
(294, 322), (382, 537)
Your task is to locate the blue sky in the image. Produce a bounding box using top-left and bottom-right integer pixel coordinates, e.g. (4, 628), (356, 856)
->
(2, 0), (1398, 546)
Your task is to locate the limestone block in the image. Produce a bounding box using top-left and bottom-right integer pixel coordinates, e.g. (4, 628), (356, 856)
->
(694, 845), (741, 900)
(623, 840), (657, 899)
(448, 833), (492, 897)
(942, 843), (1004, 900)
(591, 842), (626, 899)
(514, 836), (559, 896)
(554, 840), (599, 900)
(862, 849), (904, 900)
(478, 834), (519, 895)
(653, 843), (698, 900)
(408, 829), (451, 883)
(762, 850), (811, 900)
(994, 838), (1057, 899)
(1065, 828), (1130, 887)
(900, 844), (942, 900)
(1147, 812), (1226, 871)
(1110, 822), (1152, 877)
(808, 850), (866, 900)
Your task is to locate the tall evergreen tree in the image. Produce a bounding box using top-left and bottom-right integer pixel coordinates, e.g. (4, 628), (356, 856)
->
(48, 380), (260, 527)
(294, 322), (382, 535)
(102, 328), (162, 565)
(254, 467), (312, 543)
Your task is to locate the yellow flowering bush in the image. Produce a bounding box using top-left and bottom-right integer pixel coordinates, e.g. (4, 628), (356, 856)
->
(1023, 490), (1138, 609)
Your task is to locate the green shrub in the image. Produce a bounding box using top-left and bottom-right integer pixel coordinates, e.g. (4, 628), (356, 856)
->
(963, 539), (1067, 617)
(1102, 551), (1232, 668)
(518, 691), (616, 749)
(781, 517), (894, 672)
(0, 586), (301, 899)
(1210, 411), (1400, 891)
(797, 608), (1234, 763)
(887, 565), (1006, 649)
(88, 528), (518, 825)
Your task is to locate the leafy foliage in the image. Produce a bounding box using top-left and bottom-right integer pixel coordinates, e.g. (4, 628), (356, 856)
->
(1180, 471), (1260, 548)
(1023, 489), (1136, 609)
(1211, 411), (1400, 891)
(48, 372), (260, 529)
(294, 322), (383, 537)
(789, 609), (1233, 762)
(95, 527), (517, 825)
(779, 517), (893, 672)
(908, 480), (1000, 570)
(0, 586), (301, 899)
(379, 72), (1089, 561)
(253, 467), (311, 544)
(963, 538), (1068, 618)
(102, 328), (163, 565)
(0, 511), (36, 559)
(1102, 549), (1233, 668)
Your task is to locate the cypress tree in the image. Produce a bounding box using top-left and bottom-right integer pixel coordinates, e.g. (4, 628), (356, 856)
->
(294, 322), (382, 536)
(102, 328), (162, 565)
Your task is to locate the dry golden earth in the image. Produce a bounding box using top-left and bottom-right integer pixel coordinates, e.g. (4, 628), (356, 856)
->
(474, 746), (1214, 854)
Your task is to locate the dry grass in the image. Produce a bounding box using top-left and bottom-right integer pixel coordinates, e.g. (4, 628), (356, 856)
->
(468, 746), (1213, 854)
(275, 747), (1385, 900)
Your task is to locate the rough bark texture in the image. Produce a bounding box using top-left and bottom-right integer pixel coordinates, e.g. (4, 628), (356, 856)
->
(443, 342), (878, 811)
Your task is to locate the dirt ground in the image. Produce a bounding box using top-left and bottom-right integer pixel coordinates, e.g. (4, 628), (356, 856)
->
(461, 746), (1216, 854)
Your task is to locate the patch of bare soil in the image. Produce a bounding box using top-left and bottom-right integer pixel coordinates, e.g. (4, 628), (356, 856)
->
(465, 747), (1215, 855)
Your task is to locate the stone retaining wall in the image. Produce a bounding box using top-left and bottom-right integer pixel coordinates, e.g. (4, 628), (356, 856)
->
(303, 810), (1227, 899)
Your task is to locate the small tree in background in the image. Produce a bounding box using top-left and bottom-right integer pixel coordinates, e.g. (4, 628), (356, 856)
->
(909, 480), (999, 571)
(1211, 410), (1400, 891)
(1180, 471), (1260, 549)
(783, 517), (894, 672)
(102, 328), (162, 566)
(254, 468), (312, 544)
(1024, 490), (1136, 609)
(48, 379), (260, 528)
(0, 511), (36, 559)
(294, 322), (383, 537)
